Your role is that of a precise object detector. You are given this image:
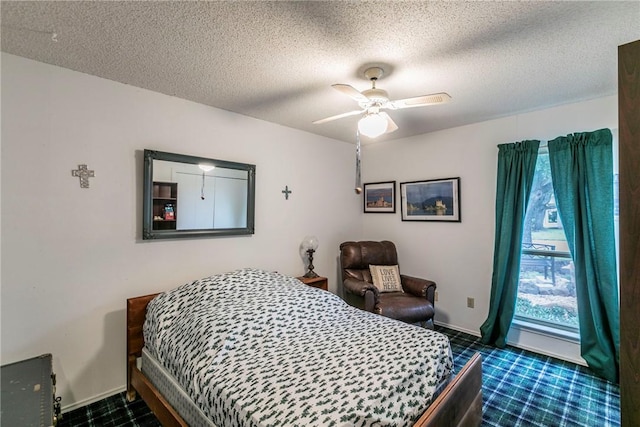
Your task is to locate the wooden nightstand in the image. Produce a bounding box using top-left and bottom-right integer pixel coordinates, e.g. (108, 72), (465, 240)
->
(297, 276), (328, 291)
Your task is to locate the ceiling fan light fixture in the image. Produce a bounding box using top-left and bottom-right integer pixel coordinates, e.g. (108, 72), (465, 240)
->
(314, 67), (450, 140)
(358, 113), (387, 138)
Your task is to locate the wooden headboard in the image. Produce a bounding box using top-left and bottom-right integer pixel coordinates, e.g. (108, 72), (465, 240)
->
(126, 293), (158, 397)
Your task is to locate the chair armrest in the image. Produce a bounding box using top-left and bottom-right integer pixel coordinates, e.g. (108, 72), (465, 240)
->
(401, 275), (437, 303)
(344, 278), (379, 298)
(343, 278), (379, 312)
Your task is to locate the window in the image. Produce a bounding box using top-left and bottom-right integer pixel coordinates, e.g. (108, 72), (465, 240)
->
(515, 137), (620, 335)
(515, 148), (578, 333)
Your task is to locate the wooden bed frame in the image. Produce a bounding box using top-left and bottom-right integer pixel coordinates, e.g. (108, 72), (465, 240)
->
(126, 294), (483, 427)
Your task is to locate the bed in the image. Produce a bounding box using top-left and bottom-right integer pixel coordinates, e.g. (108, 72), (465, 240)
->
(126, 269), (482, 427)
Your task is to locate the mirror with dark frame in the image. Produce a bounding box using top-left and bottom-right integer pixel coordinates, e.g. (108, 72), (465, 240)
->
(143, 149), (256, 240)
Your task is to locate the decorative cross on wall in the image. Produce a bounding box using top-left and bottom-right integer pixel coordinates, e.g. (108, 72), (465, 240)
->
(282, 185), (292, 200)
(72, 164), (95, 188)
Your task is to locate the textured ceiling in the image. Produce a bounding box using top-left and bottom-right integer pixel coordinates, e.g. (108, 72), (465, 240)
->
(1, 1), (639, 144)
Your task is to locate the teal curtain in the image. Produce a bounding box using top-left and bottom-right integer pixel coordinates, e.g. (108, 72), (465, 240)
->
(480, 140), (540, 347)
(548, 128), (619, 383)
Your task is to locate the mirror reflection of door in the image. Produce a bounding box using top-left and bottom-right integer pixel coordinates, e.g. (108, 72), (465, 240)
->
(175, 172), (215, 229)
(211, 174), (248, 229)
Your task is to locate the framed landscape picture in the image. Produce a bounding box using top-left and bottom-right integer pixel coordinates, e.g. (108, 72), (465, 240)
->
(400, 177), (460, 222)
(363, 181), (396, 213)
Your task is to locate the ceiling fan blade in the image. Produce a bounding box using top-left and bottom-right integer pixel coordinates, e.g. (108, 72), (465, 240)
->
(380, 112), (398, 134)
(386, 92), (452, 110)
(332, 84), (370, 103)
(313, 109), (363, 125)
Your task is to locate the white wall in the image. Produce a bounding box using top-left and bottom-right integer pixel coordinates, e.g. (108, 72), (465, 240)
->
(362, 95), (618, 364)
(0, 53), (361, 409)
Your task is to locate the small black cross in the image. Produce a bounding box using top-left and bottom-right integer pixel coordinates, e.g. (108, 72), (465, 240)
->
(282, 185), (292, 200)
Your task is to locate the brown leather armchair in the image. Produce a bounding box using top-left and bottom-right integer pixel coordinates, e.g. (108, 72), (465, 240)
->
(340, 240), (436, 328)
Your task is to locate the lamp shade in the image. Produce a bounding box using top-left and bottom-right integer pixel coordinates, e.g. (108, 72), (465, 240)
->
(302, 235), (319, 251)
(358, 113), (387, 138)
(199, 164), (215, 172)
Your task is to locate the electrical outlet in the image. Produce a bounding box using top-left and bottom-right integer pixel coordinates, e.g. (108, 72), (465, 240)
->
(435, 291), (438, 302)
(467, 297), (475, 308)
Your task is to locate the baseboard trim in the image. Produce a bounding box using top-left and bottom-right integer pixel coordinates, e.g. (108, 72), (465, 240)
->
(434, 321), (481, 338)
(435, 321), (587, 367)
(505, 341), (587, 367)
(61, 386), (125, 413)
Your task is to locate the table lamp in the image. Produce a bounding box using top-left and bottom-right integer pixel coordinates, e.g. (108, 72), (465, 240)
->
(302, 235), (319, 278)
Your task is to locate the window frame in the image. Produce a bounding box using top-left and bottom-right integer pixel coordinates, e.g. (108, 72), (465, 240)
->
(514, 144), (579, 335)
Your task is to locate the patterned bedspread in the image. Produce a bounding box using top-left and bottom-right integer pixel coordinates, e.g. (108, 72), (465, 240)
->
(144, 268), (453, 427)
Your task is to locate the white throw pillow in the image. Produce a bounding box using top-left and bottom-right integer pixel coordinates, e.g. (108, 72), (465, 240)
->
(369, 265), (403, 293)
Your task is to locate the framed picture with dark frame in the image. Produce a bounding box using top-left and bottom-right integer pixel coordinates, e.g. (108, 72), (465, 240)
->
(400, 177), (461, 222)
(363, 181), (396, 213)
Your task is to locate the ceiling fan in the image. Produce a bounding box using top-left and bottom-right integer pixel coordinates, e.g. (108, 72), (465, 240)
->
(313, 67), (451, 138)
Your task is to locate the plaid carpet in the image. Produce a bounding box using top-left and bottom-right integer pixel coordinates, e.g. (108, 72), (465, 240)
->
(441, 326), (620, 427)
(59, 391), (160, 427)
(59, 327), (620, 427)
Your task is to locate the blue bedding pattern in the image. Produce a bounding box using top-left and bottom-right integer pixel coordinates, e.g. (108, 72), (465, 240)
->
(144, 268), (452, 427)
